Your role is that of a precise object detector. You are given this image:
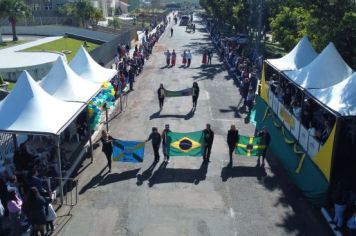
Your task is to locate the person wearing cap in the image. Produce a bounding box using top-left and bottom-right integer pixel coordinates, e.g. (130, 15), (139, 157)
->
(257, 127), (271, 166)
(146, 127), (162, 162)
(161, 124), (172, 162)
(227, 125), (239, 164)
(203, 124), (214, 162)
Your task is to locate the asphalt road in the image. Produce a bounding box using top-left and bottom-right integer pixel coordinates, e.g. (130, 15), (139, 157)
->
(56, 16), (332, 236)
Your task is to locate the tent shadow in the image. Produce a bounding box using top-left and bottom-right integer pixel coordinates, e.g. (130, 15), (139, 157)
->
(148, 161), (209, 187)
(136, 161), (159, 186)
(221, 164), (267, 182)
(99, 168), (140, 186)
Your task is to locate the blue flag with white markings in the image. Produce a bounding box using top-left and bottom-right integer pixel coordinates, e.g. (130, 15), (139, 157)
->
(112, 140), (145, 163)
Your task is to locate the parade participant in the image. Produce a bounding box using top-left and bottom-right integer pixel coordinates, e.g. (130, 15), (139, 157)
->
(193, 24), (196, 33)
(171, 50), (177, 66)
(182, 50), (187, 67)
(202, 49), (208, 65)
(192, 82), (200, 110)
(257, 127), (271, 166)
(161, 124), (172, 162)
(187, 50), (192, 67)
(100, 130), (113, 172)
(171, 28), (174, 37)
(208, 49), (213, 65)
(164, 50), (171, 66)
(203, 124), (214, 163)
(157, 84), (165, 110)
(227, 125), (239, 164)
(146, 127), (162, 162)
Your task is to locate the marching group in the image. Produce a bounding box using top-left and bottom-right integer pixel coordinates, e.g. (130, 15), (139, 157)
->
(163, 49), (193, 68)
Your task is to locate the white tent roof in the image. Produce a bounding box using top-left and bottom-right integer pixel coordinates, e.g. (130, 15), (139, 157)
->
(267, 36), (318, 71)
(69, 46), (117, 83)
(0, 71), (84, 135)
(285, 43), (353, 89)
(40, 57), (102, 103)
(309, 72), (356, 116)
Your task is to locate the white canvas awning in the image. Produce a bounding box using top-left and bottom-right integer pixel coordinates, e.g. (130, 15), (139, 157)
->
(267, 36), (318, 71)
(69, 46), (117, 84)
(40, 57), (102, 103)
(0, 71), (84, 135)
(285, 43), (353, 89)
(309, 72), (356, 116)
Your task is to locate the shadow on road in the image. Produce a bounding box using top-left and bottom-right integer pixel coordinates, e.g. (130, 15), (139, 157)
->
(99, 168), (141, 186)
(221, 164), (267, 182)
(148, 161), (209, 187)
(136, 161), (159, 186)
(79, 166), (108, 194)
(149, 109), (195, 120)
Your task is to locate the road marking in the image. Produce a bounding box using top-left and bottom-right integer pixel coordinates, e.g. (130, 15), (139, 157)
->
(229, 208), (235, 218)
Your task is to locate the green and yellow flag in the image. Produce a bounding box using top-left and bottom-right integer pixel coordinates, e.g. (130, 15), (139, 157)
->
(164, 88), (192, 97)
(167, 131), (205, 156)
(235, 135), (266, 157)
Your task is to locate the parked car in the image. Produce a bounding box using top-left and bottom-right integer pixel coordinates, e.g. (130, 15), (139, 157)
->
(180, 15), (190, 26)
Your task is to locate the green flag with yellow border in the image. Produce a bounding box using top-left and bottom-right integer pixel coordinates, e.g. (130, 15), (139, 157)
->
(167, 131), (205, 156)
(235, 135), (266, 157)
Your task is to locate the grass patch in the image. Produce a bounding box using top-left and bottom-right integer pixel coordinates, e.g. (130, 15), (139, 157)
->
(263, 41), (287, 58)
(7, 82), (15, 91)
(0, 40), (26, 49)
(23, 37), (99, 62)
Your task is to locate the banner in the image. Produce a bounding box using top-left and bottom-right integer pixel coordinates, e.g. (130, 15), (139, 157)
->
(112, 140), (145, 163)
(235, 135), (266, 157)
(167, 131), (205, 156)
(164, 88), (192, 97)
(299, 125), (309, 151)
(307, 136), (320, 158)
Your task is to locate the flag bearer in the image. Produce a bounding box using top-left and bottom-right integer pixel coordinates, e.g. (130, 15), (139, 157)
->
(227, 125), (239, 165)
(162, 124), (172, 162)
(203, 124), (214, 163)
(146, 127), (162, 162)
(157, 84), (165, 110)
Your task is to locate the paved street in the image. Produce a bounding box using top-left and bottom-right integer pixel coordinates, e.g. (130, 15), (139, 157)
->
(57, 16), (332, 236)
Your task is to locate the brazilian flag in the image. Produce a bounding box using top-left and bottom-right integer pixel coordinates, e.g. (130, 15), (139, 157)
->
(164, 88), (192, 97)
(167, 131), (205, 156)
(112, 140), (145, 163)
(235, 135), (266, 157)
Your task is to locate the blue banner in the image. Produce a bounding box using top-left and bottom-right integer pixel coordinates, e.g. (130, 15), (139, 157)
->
(112, 140), (145, 163)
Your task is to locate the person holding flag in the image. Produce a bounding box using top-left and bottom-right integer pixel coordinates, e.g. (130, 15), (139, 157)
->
(146, 127), (162, 162)
(100, 130), (114, 172)
(192, 82), (200, 110)
(203, 124), (214, 163)
(227, 125), (239, 165)
(157, 84), (165, 110)
(256, 127), (271, 166)
(171, 50), (177, 66)
(161, 124), (172, 162)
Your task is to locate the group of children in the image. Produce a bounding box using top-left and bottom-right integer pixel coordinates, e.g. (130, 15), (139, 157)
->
(164, 49), (193, 67)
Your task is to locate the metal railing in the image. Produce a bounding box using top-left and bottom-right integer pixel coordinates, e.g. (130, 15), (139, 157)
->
(52, 177), (78, 206)
(0, 133), (15, 162)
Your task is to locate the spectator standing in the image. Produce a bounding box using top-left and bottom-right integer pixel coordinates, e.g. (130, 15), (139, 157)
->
(26, 187), (48, 236)
(332, 182), (349, 231)
(7, 190), (22, 236)
(347, 209), (356, 236)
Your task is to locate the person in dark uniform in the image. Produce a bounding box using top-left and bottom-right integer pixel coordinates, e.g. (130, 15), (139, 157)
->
(257, 127), (271, 166)
(157, 84), (165, 110)
(227, 125), (239, 165)
(192, 82), (200, 110)
(161, 124), (171, 162)
(203, 124), (214, 162)
(170, 28), (174, 37)
(146, 127), (162, 162)
(100, 130), (113, 172)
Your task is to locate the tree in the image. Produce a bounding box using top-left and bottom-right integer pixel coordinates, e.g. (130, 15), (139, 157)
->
(108, 17), (120, 30)
(0, 0), (29, 41)
(91, 8), (103, 28)
(60, 0), (96, 28)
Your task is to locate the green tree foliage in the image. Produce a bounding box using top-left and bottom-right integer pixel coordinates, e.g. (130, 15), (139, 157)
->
(0, 0), (29, 41)
(60, 0), (98, 28)
(200, 0), (356, 67)
(108, 17), (120, 30)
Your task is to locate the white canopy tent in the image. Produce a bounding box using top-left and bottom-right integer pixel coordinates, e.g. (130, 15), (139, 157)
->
(309, 72), (356, 116)
(40, 57), (102, 103)
(285, 42), (353, 89)
(0, 71), (84, 135)
(267, 36), (318, 71)
(69, 46), (117, 84)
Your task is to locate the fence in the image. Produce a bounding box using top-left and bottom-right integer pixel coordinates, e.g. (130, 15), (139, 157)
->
(0, 16), (77, 27)
(0, 133), (15, 162)
(52, 177), (78, 206)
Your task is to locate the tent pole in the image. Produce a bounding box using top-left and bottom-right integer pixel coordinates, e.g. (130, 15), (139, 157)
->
(88, 125), (94, 163)
(56, 136), (64, 205)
